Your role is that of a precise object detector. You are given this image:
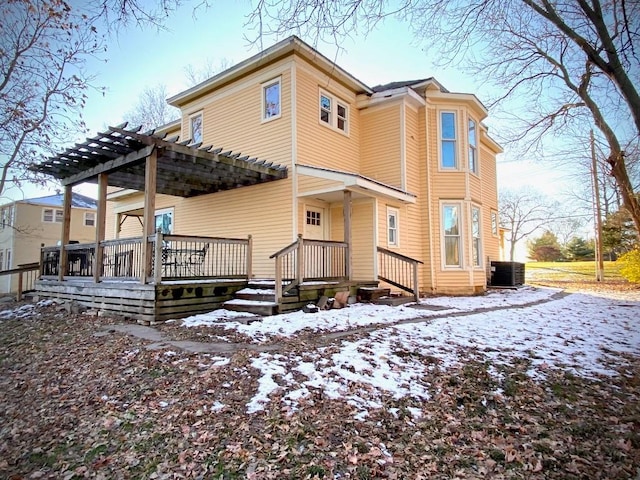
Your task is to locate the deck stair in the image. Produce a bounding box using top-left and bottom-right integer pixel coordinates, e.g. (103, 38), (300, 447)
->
(223, 280), (282, 316)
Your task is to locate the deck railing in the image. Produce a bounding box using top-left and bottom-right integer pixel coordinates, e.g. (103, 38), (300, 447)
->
(270, 235), (348, 302)
(377, 247), (423, 302)
(40, 233), (252, 283)
(0, 262), (40, 300)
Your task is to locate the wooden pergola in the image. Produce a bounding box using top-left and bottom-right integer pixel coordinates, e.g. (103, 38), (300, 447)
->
(33, 123), (288, 283)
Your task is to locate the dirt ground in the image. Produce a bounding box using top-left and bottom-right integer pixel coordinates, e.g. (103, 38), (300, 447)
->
(0, 283), (639, 479)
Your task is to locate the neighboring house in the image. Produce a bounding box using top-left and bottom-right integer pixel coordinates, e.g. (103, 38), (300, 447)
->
(105, 36), (502, 295)
(0, 193), (97, 293)
(32, 36), (503, 321)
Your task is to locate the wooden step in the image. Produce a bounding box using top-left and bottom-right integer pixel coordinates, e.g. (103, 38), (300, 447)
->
(223, 298), (278, 316)
(234, 287), (276, 302)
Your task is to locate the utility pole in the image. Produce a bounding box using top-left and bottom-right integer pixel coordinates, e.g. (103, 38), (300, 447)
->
(591, 129), (605, 281)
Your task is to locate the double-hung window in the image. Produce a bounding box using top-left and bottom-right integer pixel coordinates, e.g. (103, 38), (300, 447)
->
(443, 204), (462, 267)
(387, 207), (399, 247)
(468, 119), (478, 174)
(471, 206), (481, 267)
(262, 78), (281, 121)
(84, 212), (95, 227)
(319, 91), (348, 133)
(43, 208), (63, 223)
(441, 112), (457, 169)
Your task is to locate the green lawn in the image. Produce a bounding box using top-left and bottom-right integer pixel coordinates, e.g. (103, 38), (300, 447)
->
(525, 260), (624, 281)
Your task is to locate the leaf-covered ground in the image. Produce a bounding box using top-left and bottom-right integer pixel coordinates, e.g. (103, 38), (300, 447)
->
(1, 290), (639, 479)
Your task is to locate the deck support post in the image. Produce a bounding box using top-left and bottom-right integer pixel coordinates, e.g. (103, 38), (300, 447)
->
(274, 255), (283, 303)
(296, 234), (304, 285)
(141, 148), (157, 284)
(153, 231), (163, 284)
(93, 173), (108, 282)
(246, 235), (253, 280)
(58, 185), (72, 280)
(343, 190), (352, 281)
(412, 260), (420, 302)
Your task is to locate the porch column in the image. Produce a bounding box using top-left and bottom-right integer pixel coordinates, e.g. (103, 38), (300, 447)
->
(58, 185), (72, 280)
(141, 148), (157, 284)
(343, 190), (352, 281)
(93, 173), (108, 282)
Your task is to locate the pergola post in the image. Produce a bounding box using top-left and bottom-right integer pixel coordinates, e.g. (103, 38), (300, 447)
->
(93, 173), (108, 282)
(58, 185), (72, 280)
(343, 190), (352, 281)
(141, 148), (157, 284)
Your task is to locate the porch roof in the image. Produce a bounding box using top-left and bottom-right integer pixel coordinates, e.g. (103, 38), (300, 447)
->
(296, 164), (417, 204)
(33, 124), (288, 198)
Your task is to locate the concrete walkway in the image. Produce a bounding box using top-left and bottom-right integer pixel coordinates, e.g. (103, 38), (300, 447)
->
(95, 290), (570, 355)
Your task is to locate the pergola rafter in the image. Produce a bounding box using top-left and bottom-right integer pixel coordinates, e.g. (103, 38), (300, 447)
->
(33, 123), (288, 197)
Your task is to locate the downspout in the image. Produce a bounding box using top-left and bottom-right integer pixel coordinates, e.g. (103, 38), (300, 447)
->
(425, 104), (436, 292)
(291, 61), (298, 240)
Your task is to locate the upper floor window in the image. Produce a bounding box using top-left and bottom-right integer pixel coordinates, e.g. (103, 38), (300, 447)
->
(190, 113), (203, 144)
(443, 203), (461, 267)
(471, 206), (481, 267)
(468, 119), (478, 174)
(441, 112), (457, 169)
(1, 206), (12, 229)
(387, 207), (399, 246)
(43, 208), (63, 223)
(319, 91), (348, 133)
(262, 78), (281, 121)
(84, 212), (95, 227)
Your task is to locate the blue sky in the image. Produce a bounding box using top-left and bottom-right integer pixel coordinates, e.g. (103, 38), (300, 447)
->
(8, 0), (572, 202)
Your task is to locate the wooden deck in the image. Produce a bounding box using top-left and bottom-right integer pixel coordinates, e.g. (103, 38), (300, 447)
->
(35, 278), (247, 323)
(35, 234), (381, 323)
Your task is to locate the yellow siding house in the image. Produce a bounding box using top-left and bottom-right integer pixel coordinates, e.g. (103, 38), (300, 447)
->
(0, 193), (96, 294)
(33, 36), (503, 321)
(105, 36), (502, 295)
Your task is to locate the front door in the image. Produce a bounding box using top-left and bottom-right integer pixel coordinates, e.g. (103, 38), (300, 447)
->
(304, 206), (329, 278)
(304, 206), (326, 240)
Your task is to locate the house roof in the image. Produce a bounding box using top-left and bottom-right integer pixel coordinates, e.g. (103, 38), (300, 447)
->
(168, 36), (373, 107)
(32, 123), (288, 198)
(22, 193), (97, 209)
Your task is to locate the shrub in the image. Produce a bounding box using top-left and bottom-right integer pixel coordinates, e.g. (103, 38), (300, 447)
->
(618, 248), (640, 283)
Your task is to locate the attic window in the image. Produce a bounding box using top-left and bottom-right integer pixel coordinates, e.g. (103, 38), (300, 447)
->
(319, 90), (348, 134)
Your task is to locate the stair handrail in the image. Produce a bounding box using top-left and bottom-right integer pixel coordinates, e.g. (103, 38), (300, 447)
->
(270, 234), (304, 303)
(377, 246), (423, 302)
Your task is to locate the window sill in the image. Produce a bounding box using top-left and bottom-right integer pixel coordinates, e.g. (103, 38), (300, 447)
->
(318, 120), (349, 137)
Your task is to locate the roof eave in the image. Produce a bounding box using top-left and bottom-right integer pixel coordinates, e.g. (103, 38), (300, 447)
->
(167, 36), (373, 107)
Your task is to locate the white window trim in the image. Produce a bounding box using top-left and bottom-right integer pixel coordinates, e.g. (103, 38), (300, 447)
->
(468, 117), (479, 176)
(43, 208), (63, 223)
(318, 89), (349, 135)
(471, 205), (482, 268)
(189, 112), (203, 144)
(387, 207), (399, 247)
(154, 207), (174, 234)
(441, 201), (464, 269)
(439, 110), (458, 171)
(84, 211), (96, 227)
(261, 77), (282, 122)
(491, 210), (499, 237)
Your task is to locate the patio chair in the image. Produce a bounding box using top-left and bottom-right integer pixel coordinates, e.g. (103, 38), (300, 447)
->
(186, 243), (209, 276)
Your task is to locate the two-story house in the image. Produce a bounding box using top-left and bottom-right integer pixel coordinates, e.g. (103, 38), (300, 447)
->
(0, 193), (96, 294)
(33, 36), (502, 321)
